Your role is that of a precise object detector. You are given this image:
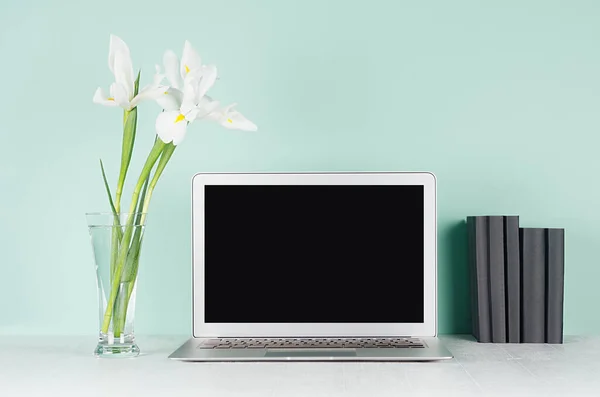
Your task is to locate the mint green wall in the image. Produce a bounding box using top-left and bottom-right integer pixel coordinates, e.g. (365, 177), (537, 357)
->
(1, 0), (599, 335)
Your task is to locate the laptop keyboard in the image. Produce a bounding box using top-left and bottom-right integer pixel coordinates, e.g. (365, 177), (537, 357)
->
(198, 338), (425, 349)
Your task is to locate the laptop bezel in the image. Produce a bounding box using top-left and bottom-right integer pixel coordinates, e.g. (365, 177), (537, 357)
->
(191, 172), (437, 338)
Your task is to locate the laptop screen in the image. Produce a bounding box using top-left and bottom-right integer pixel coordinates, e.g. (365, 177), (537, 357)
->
(204, 185), (424, 323)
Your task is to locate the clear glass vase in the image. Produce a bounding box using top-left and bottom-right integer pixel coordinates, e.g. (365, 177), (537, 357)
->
(87, 212), (147, 358)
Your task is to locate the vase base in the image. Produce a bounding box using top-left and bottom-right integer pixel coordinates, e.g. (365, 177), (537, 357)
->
(94, 342), (140, 358)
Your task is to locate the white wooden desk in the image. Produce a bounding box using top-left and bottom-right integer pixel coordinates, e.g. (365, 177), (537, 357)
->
(1, 335), (598, 396)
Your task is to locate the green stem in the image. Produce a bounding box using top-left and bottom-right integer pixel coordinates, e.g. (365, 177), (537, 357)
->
(109, 223), (120, 280)
(115, 109), (137, 211)
(114, 72), (141, 213)
(113, 143), (174, 334)
(112, 235), (144, 336)
(110, 109), (135, 283)
(125, 236), (142, 304)
(108, 74), (139, 281)
(112, 176), (150, 336)
(101, 139), (166, 335)
(111, 143), (176, 335)
(139, 143), (177, 226)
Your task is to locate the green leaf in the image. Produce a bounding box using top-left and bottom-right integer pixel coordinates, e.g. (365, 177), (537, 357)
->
(134, 70), (141, 96)
(100, 159), (123, 235)
(101, 159), (123, 280)
(100, 159), (118, 215)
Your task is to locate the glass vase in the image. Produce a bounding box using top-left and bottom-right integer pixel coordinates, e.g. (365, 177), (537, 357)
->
(87, 212), (147, 358)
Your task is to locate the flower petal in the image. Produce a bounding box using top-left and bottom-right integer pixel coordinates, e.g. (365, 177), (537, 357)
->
(109, 82), (130, 108)
(156, 110), (187, 145)
(108, 35), (130, 74)
(171, 121), (189, 145)
(108, 34), (129, 74)
(180, 40), (202, 78)
(204, 102), (236, 122)
(184, 107), (200, 122)
(113, 49), (135, 100)
(197, 65), (217, 98)
(93, 87), (120, 107)
(128, 65), (166, 109)
(195, 96), (221, 120)
(153, 64), (165, 86)
(221, 106), (257, 131)
(155, 87), (183, 111)
(163, 50), (182, 90)
(181, 72), (200, 114)
(131, 84), (169, 109)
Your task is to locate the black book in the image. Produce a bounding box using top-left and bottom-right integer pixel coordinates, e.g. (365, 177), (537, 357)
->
(488, 217), (507, 343)
(467, 217), (480, 341)
(546, 229), (565, 344)
(467, 217), (479, 341)
(468, 216), (521, 343)
(520, 228), (546, 343)
(504, 216), (521, 343)
(467, 216), (491, 343)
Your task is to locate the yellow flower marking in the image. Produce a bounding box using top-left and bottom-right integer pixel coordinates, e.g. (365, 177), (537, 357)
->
(174, 114), (186, 123)
(227, 118), (233, 123)
(107, 97), (114, 101)
(185, 64), (190, 74)
(164, 91), (169, 95)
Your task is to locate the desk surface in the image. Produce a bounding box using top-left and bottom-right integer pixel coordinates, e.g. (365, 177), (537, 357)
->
(1, 335), (598, 397)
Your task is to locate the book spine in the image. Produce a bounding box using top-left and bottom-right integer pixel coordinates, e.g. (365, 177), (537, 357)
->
(488, 216), (507, 343)
(520, 228), (546, 343)
(546, 229), (565, 344)
(467, 217), (480, 341)
(468, 216), (492, 343)
(504, 216), (521, 343)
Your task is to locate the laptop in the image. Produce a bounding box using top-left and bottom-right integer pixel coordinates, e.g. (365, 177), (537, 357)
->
(169, 172), (453, 361)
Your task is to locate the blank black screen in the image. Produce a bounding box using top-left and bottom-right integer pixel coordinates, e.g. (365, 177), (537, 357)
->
(204, 185), (424, 323)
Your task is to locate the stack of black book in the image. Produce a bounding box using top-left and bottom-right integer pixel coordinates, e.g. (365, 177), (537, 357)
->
(467, 216), (565, 343)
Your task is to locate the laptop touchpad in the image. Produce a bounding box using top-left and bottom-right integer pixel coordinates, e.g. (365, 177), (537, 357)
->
(265, 349), (357, 358)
